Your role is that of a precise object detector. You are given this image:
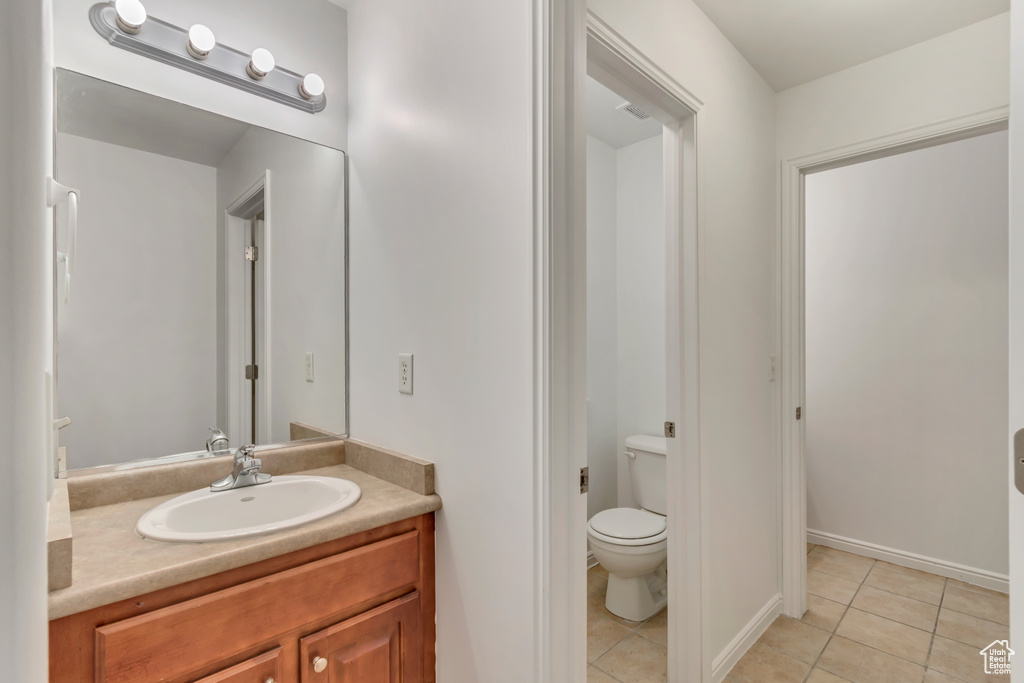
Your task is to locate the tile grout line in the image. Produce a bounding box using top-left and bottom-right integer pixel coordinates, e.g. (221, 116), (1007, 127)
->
(797, 543), (845, 683)
(807, 556), (1004, 681)
(843, 600), (939, 635)
(843, 581), (943, 607)
(587, 572), (631, 666)
(740, 547), (1001, 683)
(587, 567), (666, 680)
(593, 662), (627, 683)
(812, 547), (947, 587)
(935, 603), (1010, 628)
(589, 662), (627, 683)
(801, 558), (873, 683)
(806, 557), (951, 679)
(813, 545), (1008, 603)
(590, 623), (667, 672)
(922, 578), (948, 682)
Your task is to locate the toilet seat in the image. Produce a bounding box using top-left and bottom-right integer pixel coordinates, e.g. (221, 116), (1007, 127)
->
(587, 508), (667, 546)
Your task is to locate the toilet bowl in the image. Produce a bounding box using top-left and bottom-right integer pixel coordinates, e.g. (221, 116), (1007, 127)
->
(588, 508), (667, 621)
(587, 435), (669, 622)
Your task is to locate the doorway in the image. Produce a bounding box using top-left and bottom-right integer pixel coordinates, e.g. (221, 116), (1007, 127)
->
(583, 71), (669, 679)
(777, 120), (1010, 680)
(558, 14), (705, 682)
(226, 177), (271, 448)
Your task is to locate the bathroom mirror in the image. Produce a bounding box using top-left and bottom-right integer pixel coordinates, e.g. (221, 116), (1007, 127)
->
(53, 68), (347, 471)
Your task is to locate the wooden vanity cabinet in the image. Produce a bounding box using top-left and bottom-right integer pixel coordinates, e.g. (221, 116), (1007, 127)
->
(299, 593), (422, 683)
(50, 514), (435, 683)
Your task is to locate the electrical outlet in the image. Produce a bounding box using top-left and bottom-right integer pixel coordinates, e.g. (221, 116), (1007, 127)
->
(769, 355), (776, 382)
(399, 353), (413, 395)
(305, 352), (314, 382)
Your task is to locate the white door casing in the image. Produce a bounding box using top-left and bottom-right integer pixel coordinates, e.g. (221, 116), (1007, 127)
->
(778, 109), (1009, 620)
(586, 13), (707, 683)
(537, 1), (709, 679)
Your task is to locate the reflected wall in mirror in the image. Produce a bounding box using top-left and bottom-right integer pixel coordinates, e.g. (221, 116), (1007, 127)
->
(54, 69), (347, 471)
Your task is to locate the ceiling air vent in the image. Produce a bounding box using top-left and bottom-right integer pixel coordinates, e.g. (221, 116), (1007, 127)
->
(616, 101), (651, 121)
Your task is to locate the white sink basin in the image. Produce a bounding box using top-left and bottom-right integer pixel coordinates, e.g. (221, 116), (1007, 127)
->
(136, 475), (361, 543)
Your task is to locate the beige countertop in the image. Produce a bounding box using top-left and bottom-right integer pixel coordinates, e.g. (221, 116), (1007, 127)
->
(49, 462), (441, 620)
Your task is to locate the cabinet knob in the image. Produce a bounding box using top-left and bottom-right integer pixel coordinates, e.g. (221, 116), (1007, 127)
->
(313, 656), (327, 673)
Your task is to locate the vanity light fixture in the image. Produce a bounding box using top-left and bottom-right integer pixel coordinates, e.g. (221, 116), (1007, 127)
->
(114, 0), (146, 34)
(186, 24), (215, 60)
(299, 73), (325, 101)
(247, 48), (276, 80)
(89, 1), (326, 113)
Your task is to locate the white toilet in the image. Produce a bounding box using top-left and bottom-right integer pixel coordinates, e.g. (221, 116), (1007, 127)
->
(587, 435), (668, 622)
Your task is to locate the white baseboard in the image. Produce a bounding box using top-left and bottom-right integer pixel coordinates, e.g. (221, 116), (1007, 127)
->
(711, 593), (782, 683)
(808, 529), (1008, 594)
(586, 550), (598, 570)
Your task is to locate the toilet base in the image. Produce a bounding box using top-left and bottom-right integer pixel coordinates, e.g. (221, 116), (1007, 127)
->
(605, 569), (667, 622)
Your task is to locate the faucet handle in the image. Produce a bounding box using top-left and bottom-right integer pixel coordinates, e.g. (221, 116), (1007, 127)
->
(236, 444), (256, 462)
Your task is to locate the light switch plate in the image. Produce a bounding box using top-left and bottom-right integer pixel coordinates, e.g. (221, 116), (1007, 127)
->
(399, 353), (413, 395)
(305, 352), (314, 382)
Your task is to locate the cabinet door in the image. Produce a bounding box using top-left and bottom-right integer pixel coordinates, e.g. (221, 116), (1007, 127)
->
(192, 647), (282, 683)
(300, 592), (422, 683)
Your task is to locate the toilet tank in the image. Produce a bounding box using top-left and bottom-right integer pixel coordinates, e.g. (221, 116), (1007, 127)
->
(625, 435), (667, 515)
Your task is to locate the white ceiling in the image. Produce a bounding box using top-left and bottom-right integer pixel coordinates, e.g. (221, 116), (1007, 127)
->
(691, 0), (1009, 91)
(586, 76), (663, 149)
(55, 70), (252, 167)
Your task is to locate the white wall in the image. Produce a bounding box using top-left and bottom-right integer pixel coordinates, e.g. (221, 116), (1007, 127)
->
(777, 13), (1009, 161)
(56, 134), (218, 467)
(587, 134), (619, 519)
(0, 0), (53, 679)
(589, 0), (779, 659)
(53, 0), (348, 150)
(343, 0), (536, 680)
(217, 127), (347, 443)
(615, 134), (666, 509)
(805, 131), (1009, 575)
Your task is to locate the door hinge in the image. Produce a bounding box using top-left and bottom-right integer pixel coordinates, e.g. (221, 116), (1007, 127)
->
(796, 407), (802, 420)
(245, 364), (259, 380)
(580, 467), (589, 494)
(664, 421), (676, 438)
(245, 245), (259, 262)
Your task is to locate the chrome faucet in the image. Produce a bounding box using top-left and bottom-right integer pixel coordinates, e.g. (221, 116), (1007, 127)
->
(206, 426), (230, 453)
(210, 444), (271, 492)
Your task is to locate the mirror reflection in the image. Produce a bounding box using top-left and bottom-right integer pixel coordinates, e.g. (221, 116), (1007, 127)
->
(54, 69), (347, 471)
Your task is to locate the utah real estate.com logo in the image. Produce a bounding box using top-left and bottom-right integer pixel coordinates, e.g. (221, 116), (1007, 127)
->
(981, 640), (1014, 675)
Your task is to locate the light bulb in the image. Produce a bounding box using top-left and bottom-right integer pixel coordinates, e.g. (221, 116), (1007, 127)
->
(114, 0), (147, 34)
(247, 48), (275, 80)
(299, 73), (325, 100)
(186, 24), (216, 60)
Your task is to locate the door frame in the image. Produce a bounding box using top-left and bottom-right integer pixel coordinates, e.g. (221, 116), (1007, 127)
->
(225, 173), (272, 448)
(777, 107), (1010, 618)
(535, 4), (708, 679)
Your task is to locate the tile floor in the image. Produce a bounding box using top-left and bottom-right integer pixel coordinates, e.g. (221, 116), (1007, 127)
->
(587, 564), (668, 682)
(725, 543), (1010, 683)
